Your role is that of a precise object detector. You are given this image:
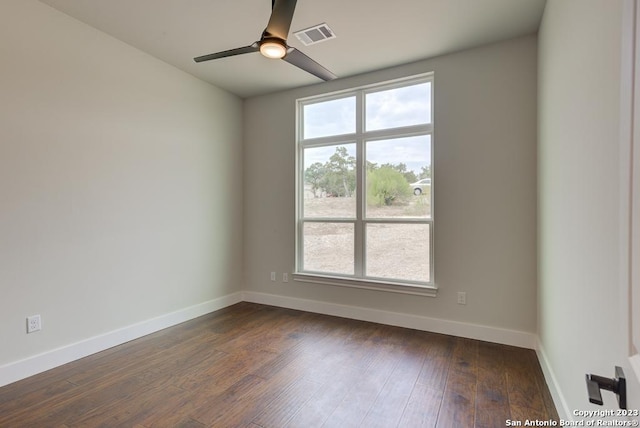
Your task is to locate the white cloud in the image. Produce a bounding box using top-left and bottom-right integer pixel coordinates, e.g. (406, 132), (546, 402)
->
(366, 135), (431, 173)
(365, 82), (431, 131)
(303, 97), (355, 139)
(304, 144), (356, 169)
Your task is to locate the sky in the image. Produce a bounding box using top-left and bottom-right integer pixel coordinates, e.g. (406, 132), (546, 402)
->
(302, 82), (432, 174)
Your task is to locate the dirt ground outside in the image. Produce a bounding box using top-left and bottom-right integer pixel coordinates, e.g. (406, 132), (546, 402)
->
(302, 192), (432, 283)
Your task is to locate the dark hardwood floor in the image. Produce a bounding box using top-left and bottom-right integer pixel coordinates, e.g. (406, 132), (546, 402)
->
(0, 302), (558, 427)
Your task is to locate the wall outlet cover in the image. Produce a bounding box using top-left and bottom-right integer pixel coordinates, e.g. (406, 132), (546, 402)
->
(27, 315), (42, 333)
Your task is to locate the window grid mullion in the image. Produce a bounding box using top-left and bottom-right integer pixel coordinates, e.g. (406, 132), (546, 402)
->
(354, 92), (365, 277)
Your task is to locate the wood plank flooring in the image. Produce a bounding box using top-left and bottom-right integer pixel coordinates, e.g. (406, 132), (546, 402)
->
(0, 302), (558, 427)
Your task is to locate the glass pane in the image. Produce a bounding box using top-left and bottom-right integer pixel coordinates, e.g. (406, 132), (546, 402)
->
(366, 223), (430, 282)
(365, 136), (431, 219)
(303, 144), (356, 218)
(303, 222), (354, 275)
(365, 82), (431, 131)
(303, 96), (356, 139)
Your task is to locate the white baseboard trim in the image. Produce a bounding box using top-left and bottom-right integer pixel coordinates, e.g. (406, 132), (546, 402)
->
(0, 292), (243, 388)
(1, 291), (541, 388)
(536, 338), (572, 421)
(242, 291), (537, 349)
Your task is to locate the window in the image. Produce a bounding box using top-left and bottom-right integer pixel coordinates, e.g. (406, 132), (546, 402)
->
(295, 74), (434, 295)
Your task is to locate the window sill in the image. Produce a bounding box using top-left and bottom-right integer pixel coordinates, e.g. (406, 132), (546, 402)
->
(293, 273), (438, 297)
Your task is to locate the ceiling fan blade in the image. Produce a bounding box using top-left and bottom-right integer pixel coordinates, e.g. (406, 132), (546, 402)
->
(265, 0), (297, 40)
(283, 48), (337, 81)
(194, 43), (259, 63)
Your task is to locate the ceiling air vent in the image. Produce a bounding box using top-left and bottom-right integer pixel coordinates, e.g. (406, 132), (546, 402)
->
(293, 23), (336, 46)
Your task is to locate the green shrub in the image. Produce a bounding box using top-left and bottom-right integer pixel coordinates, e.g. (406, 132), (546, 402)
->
(367, 166), (411, 206)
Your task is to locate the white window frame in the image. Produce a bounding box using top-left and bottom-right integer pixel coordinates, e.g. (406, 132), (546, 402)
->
(294, 73), (437, 296)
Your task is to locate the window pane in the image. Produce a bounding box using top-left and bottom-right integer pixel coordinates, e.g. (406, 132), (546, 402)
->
(366, 223), (430, 282)
(303, 222), (354, 275)
(303, 144), (356, 218)
(365, 82), (431, 131)
(365, 135), (431, 219)
(303, 96), (356, 139)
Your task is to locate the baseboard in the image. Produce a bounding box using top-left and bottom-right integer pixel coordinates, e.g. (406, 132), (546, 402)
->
(0, 290), (540, 388)
(0, 292), (243, 388)
(242, 291), (537, 349)
(536, 338), (572, 421)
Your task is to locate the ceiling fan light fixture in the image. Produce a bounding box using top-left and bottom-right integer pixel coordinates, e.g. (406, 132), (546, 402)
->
(259, 39), (287, 59)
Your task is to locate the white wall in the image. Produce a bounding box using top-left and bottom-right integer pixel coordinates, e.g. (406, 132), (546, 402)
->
(243, 36), (538, 341)
(538, 0), (640, 417)
(0, 0), (243, 368)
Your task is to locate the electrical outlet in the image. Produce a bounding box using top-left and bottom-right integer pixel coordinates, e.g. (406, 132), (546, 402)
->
(270, 272), (276, 281)
(457, 292), (467, 305)
(283, 273), (289, 283)
(27, 315), (41, 333)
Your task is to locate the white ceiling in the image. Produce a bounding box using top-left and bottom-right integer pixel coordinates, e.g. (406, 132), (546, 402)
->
(39, 0), (547, 98)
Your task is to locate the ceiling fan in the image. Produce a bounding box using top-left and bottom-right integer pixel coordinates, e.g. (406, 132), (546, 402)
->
(194, 0), (337, 81)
